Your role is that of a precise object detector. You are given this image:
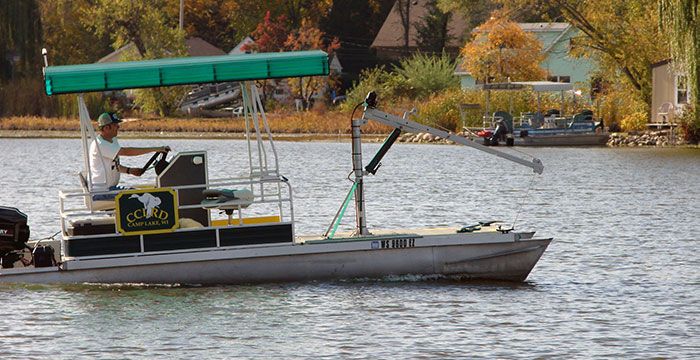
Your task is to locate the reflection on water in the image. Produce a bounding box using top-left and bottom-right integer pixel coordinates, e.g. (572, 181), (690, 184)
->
(0, 138), (698, 358)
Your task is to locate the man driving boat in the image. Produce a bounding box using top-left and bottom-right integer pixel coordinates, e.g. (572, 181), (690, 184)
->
(90, 112), (170, 199)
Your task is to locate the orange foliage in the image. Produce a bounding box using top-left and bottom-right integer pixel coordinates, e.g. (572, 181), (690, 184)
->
(461, 16), (546, 83)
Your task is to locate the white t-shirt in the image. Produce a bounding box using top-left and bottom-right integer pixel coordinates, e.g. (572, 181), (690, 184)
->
(89, 135), (121, 191)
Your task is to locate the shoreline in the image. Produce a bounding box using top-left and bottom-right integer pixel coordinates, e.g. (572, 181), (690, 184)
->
(0, 130), (377, 142)
(1, 129), (697, 148)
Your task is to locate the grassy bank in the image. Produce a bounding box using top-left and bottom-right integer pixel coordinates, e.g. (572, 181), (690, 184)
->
(0, 110), (393, 135)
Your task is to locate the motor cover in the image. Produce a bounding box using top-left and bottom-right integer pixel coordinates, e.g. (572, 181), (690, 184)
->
(0, 206), (30, 254)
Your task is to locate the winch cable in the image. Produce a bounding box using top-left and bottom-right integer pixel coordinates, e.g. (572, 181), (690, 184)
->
(494, 146), (540, 229)
(510, 171), (538, 230)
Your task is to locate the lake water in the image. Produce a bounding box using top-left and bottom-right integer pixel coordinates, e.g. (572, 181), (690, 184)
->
(0, 138), (698, 358)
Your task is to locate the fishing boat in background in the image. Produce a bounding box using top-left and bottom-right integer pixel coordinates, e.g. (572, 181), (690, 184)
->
(474, 81), (608, 146)
(0, 50), (551, 285)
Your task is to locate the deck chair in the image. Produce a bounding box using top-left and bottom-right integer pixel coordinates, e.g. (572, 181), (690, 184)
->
(657, 102), (674, 123)
(78, 172), (115, 211)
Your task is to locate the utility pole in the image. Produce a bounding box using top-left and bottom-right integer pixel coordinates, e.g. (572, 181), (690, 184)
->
(179, 0), (184, 30)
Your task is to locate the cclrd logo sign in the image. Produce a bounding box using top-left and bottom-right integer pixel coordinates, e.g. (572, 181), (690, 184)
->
(0, 228), (10, 237)
(115, 188), (179, 235)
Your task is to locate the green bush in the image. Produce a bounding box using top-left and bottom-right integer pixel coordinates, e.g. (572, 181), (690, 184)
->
(620, 110), (648, 131)
(341, 66), (396, 111)
(676, 105), (699, 144)
(416, 89), (471, 131)
(342, 53), (460, 111)
(393, 52), (459, 99)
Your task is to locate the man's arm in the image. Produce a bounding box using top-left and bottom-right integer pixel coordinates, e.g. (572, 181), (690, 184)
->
(117, 164), (145, 176)
(118, 146), (170, 157)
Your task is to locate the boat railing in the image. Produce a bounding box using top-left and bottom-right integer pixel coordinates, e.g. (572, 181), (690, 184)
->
(58, 175), (294, 238)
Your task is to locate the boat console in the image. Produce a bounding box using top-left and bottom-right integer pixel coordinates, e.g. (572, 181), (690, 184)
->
(156, 151), (210, 226)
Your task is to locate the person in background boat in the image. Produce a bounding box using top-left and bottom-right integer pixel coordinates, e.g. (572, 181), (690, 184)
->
(90, 112), (170, 199)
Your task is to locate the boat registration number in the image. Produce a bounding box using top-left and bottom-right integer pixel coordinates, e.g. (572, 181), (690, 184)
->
(379, 238), (416, 249)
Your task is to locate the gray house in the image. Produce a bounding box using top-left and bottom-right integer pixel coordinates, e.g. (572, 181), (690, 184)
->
(650, 59), (690, 123)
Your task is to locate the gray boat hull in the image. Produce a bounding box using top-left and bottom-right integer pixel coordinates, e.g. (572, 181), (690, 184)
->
(0, 234), (551, 285)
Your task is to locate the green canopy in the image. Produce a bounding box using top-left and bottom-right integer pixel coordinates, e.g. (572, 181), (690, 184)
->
(44, 50), (329, 95)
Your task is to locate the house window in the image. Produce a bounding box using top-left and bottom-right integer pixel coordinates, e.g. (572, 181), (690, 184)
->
(547, 75), (571, 83)
(677, 75), (689, 104)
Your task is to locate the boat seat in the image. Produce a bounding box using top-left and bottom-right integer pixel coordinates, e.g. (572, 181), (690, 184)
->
(67, 214), (116, 236)
(77, 172), (115, 211)
(201, 188), (254, 210)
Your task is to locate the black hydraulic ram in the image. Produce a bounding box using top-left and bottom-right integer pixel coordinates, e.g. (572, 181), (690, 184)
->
(365, 128), (402, 175)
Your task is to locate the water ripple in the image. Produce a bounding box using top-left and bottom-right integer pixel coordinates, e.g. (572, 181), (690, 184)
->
(0, 140), (698, 358)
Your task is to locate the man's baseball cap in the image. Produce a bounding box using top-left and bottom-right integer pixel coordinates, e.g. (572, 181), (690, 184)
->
(97, 112), (122, 128)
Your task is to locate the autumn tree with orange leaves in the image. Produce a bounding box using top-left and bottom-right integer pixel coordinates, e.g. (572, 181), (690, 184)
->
(461, 16), (546, 83)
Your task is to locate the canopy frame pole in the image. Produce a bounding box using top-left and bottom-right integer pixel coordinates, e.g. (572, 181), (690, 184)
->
(78, 95), (92, 190)
(241, 84), (255, 181)
(241, 82), (267, 179)
(252, 84), (280, 176)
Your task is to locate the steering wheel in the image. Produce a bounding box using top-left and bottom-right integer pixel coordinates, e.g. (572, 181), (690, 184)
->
(141, 152), (163, 173)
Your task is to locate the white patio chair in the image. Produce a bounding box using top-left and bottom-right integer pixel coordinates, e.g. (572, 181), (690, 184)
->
(657, 102), (674, 123)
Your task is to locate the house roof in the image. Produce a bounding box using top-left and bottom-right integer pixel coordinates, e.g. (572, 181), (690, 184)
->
(651, 59), (672, 69)
(477, 81), (573, 92)
(472, 22), (572, 52)
(98, 37), (226, 63)
(517, 22), (570, 32)
(371, 0), (468, 49)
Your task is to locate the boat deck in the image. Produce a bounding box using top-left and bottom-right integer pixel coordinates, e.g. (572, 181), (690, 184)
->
(298, 223), (506, 243)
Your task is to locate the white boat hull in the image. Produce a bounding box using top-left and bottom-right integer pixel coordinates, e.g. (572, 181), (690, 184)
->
(0, 232), (550, 285)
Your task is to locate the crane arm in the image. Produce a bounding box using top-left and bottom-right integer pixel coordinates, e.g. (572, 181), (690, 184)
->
(362, 107), (544, 174)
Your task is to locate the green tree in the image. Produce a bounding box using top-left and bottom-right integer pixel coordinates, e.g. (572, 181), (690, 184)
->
(660, 0), (699, 128)
(39, 0), (112, 65)
(0, 0), (42, 81)
(84, 0), (187, 116)
(415, 0), (453, 54)
(436, 0), (499, 30)
(168, 0), (242, 52)
(278, 0), (332, 28)
(84, 0), (185, 59)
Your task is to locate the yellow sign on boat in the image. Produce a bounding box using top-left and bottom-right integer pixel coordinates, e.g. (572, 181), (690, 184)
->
(115, 188), (179, 236)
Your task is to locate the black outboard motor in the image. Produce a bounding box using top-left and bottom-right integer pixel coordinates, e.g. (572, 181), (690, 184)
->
(487, 119), (515, 146)
(485, 111), (515, 146)
(0, 206), (30, 268)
